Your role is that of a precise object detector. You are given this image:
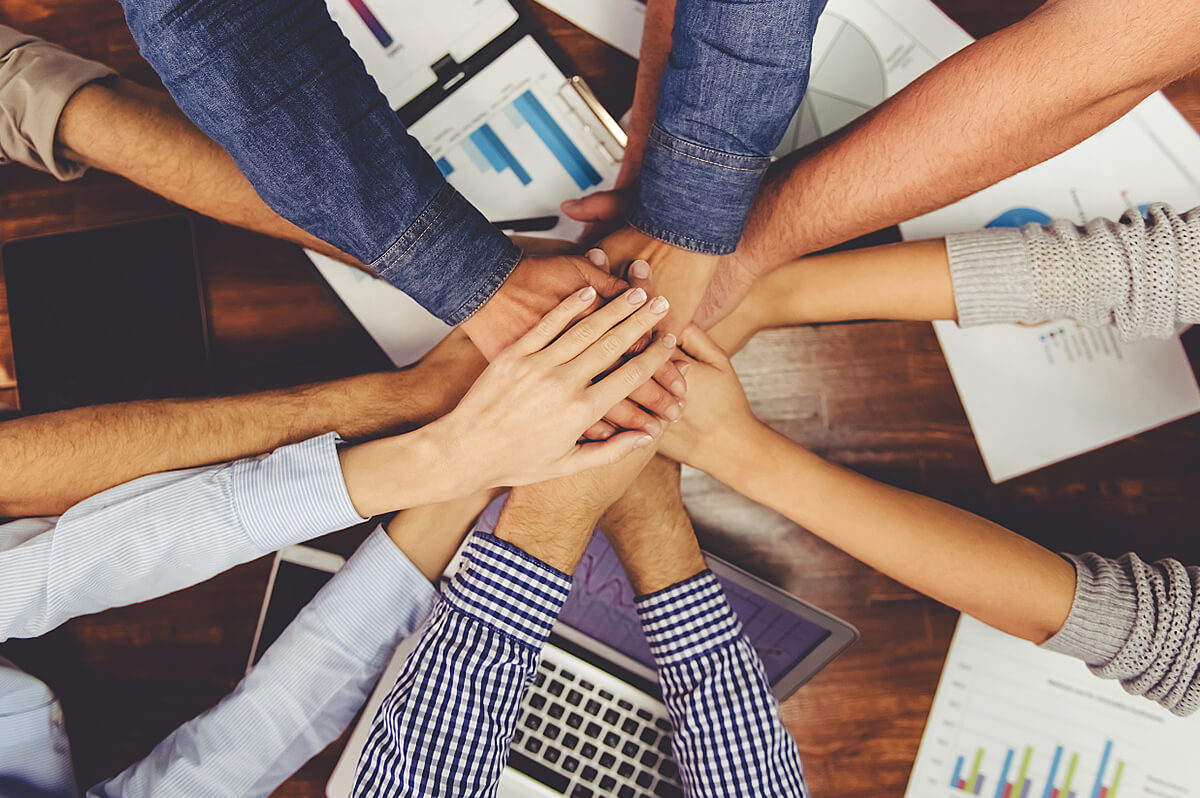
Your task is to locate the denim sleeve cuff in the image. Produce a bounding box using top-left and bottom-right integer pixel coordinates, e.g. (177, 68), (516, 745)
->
(627, 124), (769, 255)
(442, 531), (572, 649)
(371, 183), (522, 325)
(636, 570), (743, 666)
(309, 526), (438, 664)
(230, 432), (366, 553)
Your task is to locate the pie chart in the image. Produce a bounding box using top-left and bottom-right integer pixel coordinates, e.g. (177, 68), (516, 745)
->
(775, 14), (886, 156)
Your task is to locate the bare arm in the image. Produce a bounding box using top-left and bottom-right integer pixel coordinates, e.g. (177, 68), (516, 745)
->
(55, 79), (353, 262)
(0, 333), (484, 518)
(734, 0), (1200, 276)
(661, 327), (1076, 644)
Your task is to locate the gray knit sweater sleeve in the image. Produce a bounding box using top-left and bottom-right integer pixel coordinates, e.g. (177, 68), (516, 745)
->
(946, 203), (1200, 341)
(1040, 552), (1200, 716)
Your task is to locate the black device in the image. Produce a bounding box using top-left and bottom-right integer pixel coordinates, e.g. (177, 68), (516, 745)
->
(246, 545), (346, 671)
(1, 216), (211, 413)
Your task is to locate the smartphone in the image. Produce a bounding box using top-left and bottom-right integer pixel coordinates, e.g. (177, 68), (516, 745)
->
(246, 545), (346, 672)
(1, 216), (211, 413)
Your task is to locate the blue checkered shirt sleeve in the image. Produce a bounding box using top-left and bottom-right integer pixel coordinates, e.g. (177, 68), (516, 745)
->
(637, 571), (809, 798)
(351, 531), (572, 797)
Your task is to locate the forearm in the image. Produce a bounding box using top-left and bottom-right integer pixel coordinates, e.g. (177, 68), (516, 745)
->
(712, 425), (1075, 643)
(738, 0), (1200, 271)
(617, 0), (676, 187)
(91, 528), (437, 798)
(0, 349), (480, 518)
(56, 80), (350, 261)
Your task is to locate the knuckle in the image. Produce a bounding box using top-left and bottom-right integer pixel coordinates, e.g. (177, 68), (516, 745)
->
(599, 332), (625, 357)
(621, 363), (646, 388)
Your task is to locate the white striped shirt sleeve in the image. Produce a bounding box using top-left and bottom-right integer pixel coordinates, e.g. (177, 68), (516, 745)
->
(352, 531), (571, 798)
(88, 526), (438, 798)
(0, 432), (364, 641)
(637, 571), (809, 798)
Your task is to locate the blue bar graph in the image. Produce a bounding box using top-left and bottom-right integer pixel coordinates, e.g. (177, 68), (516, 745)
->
(994, 749), (1014, 798)
(468, 124), (531, 186)
(1090, 741), (1112, 798)
(952, 757), (965, 789)
(513, 90), (601, 191)
(436, 157), (454, 177)
(1042, 747), (1064, 798)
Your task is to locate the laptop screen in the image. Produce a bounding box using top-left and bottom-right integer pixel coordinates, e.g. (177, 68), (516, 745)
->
(473, 496), (831, 684)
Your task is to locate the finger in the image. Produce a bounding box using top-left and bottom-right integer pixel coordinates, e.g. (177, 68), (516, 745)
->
(585, 248), (609, 271)
(510, 286), (599, 356)
(678, 324), (730, 366)
(627, 258), (652, 289)
(569, 294), (671, 377)
(567, 430), (658, 473)
(541, 287), (650, 363)
(591, 332), (678, 413)
(627, 380), (682, 424)
(653, 358), (687, 398)
(582, 419), (616, 441)
(602, 398), (663, 436)
(562, 191), (625, 223)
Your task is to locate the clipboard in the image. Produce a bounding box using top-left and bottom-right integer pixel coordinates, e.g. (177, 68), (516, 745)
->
(324, 0), (626, 241)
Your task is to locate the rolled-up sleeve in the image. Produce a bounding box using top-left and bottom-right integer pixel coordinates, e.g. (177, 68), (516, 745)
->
(629, 0), (826, 254)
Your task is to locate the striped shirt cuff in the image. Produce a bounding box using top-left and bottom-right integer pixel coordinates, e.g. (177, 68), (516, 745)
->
(442, 532), (572, 650)
(230, 432), (366, 553)
(636, 571), (744, 666)
(309, 526), (439, 664)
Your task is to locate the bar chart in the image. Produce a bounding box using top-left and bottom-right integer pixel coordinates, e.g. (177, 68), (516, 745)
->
(905, 617), (1199, 798)
(948, 741), (1125, 798)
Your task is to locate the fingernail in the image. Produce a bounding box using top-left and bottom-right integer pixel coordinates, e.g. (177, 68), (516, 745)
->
(563, 199), (581, 210)
(678, 362), (691, 375)
(670, 380), (685, 396)
(660, 333), (677, 348)
(586, 248), (607, 267)
(633, 434), (654, 449)
(578, 286), (596, 302)
(664, 403), (681, 421)
(650, 296), (669, 313)
(630, 259), (650, 280)
(643, 418), (662, 436)
(598, 426), (613, 439)
(627, 287), (647, 305)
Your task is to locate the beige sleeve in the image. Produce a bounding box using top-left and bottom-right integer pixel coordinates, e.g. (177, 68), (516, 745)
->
(0, 26), (116, 181)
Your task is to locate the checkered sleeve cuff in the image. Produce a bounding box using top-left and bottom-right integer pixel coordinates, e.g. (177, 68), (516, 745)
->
(442, 532), (572, 650)
(636, 571), (744, 666)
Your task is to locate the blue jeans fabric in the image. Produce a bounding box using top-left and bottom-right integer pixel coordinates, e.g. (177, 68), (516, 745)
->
(629, 0), (828, 254)
(118, 0), (519, 325)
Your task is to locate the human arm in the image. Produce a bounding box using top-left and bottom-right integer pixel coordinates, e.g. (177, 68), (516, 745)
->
(0, 331), (485, 519)
(722, 0), (1200, 293)
(601, 456), (809, 797)
(88, 492), (489, 798)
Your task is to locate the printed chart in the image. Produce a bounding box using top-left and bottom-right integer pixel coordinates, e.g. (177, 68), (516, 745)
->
(905, 616), (1200, 798)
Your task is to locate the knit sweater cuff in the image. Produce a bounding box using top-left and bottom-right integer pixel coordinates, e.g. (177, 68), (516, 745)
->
(946, 229), (1039, 328)
(1040, 553), (1138, 665)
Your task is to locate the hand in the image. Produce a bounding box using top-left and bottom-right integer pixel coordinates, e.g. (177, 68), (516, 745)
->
(460, 252), (626, 360)
(597, 226), (718, 338)
(497, 437), (659, 574)
(600, 455), (706, 595)
(561, 186), (631, 240)
(659, 325), (761, 474)
(693, 248), (761, 330)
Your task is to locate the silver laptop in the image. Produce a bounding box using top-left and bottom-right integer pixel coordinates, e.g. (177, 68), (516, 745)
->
(328, 496), (858, 798)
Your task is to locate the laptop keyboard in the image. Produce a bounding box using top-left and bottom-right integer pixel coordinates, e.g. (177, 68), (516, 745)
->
(509, 651), (683, 797)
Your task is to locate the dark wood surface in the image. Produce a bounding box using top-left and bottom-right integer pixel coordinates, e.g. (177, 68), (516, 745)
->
(2, 2), (1200, 796)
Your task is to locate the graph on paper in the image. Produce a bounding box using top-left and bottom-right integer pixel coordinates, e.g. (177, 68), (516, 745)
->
(905, 616), (1200, 798)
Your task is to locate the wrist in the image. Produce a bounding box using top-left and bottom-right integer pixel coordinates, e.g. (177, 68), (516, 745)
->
(704, 420), (780, 493)
(624, 516), (706, 596)
(338, 424), (475, 517)
(496, 487), (597, 574)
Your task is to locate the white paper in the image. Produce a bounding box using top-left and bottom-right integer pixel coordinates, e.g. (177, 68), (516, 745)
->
(307, 252), (451, 368)
(535, 0), (647, 58)
(324, 0), (519, 110)
(409, 36), (621, 243)
(901, 94), (1200, 482)
(905, 615), (1200, 798)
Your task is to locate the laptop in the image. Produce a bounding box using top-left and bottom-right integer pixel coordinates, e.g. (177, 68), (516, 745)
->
(327, 495), (858, 798)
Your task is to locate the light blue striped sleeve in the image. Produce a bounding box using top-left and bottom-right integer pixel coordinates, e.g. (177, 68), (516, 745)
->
(0, 432), (364, 641)
(352, 531), (572, 798)
(637, 571), (809, 798)
(88, 526), (437, 798)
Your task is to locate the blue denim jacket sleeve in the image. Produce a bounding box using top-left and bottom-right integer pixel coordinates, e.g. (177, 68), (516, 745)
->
(629, 0), (827, 255)
(117, 0), (519, 325)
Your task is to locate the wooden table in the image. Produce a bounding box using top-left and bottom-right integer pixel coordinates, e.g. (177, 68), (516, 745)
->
(1, 2), (1199, 796)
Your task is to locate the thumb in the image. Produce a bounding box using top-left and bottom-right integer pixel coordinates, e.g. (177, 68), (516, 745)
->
(562, 190), (625, 222)
(583, 262), (628, 298)
(570, 431), (657, 472)
(678, 324), (729, 367)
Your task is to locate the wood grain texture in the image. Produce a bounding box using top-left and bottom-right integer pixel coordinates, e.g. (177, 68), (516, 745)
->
(1, 1), (1199, 796)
